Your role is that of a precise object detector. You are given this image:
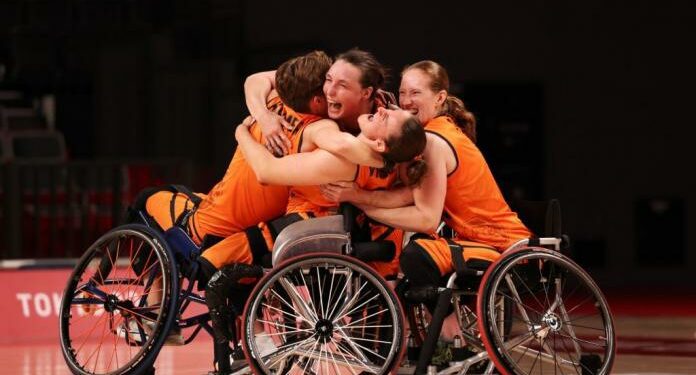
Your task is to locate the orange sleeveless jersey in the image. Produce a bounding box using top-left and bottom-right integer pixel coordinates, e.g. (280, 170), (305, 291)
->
(356, 165), (404, 277)
(426, 116), (530, 250)
(191, 97), (322, 240)
(286, 162), (403, 276)
(283, 123), (336, 217)
(284, 93), (394, 217)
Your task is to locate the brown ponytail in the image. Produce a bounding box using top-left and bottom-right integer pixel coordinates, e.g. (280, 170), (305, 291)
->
(404, 158), (427, 187)
(444, 95), (477, 143)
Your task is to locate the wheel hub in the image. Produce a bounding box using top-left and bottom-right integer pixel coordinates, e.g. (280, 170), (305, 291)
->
(314, 319), (334, 341)
(104, 294), (119, 313)
(542, 312), (562, 331)
(103, 294), (134, 313)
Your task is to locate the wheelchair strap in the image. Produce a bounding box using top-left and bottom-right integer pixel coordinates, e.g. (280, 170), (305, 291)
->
(245, 226), (270, 266)
(165, 184), (203, 232)
(267, 212), (312, 239)
(168, 184), (203, 206)
(447, 238), (482, 279)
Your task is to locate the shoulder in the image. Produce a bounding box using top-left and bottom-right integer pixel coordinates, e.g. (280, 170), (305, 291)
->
(424, 115), (452, 129)
(424, 132), (454, 161)
(304, 118), (340, 134)
(311, 118), (339, 128)
(425, 132), (451, 150)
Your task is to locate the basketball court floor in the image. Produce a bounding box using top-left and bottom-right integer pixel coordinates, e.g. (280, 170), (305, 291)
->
(2, 314), (695, 374)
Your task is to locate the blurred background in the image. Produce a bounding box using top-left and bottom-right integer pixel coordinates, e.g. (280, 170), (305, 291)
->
(1, 0), (694, 290)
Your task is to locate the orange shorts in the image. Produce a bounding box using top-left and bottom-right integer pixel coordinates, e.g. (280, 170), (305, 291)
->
(413, 236), (501, 276)
(200, 212), (313, 269)
(365, 223), (404, 278)
(145, 191), (204, 243)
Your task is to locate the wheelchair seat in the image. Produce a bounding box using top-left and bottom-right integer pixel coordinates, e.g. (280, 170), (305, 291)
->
(271, 215), (348, 266)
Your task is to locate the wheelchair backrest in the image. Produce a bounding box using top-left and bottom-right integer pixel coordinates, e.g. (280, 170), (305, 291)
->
(272, 215), (349, 266)
(512, 198), (562, 238)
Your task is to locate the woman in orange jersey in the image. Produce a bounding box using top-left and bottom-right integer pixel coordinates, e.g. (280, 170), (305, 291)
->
(233, 106), (427, 276)
(321, 60), (531, 297)
(141, 51), (384, 269)
(136, 51), (388, 374)
(245, 48), (396, 156)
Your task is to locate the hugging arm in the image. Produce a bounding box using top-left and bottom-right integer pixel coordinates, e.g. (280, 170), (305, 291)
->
(235, 121), (357, 186)
(305, 120), (384, 168)
(244, 70), (291, 155)
(356, 138), (448, 233)
(321, 182), (414, 208)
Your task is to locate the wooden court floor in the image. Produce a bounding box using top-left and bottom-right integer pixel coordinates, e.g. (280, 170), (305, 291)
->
(2, 315), (695, 374)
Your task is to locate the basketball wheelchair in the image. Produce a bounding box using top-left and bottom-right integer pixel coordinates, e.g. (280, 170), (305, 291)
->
(59, 195), (615, 375)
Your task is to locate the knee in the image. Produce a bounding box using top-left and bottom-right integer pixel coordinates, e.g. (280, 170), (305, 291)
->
(400, 241), (440, 287)
(400, 241), (425, 276)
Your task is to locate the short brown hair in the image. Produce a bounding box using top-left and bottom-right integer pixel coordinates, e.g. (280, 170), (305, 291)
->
(276, 51), (333, 113)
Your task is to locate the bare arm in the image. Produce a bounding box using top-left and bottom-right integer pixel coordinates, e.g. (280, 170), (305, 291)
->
(304, 120), (384, 168)
(244, 70), (291, 155)
(355, 137), (449, 233)
(244, 70), (276, 120)
(320, 182), (414, 208)
(235, 121), (357, 186)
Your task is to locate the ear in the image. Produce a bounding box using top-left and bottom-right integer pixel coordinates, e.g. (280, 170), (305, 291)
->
(309, 95), (326, 114)
(359, 135), (387, 153)
(362, 86), (374, 100)
(436, 90), (448, 106)
(374, 138), (386, 153)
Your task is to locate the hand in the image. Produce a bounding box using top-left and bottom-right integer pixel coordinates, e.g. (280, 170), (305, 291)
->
(320, 181), (360, 203)
(235, 119), (251, 141)
(375, 89), (397, 108)
(241, 115), (255, 127)
(259, 111), (292, 157)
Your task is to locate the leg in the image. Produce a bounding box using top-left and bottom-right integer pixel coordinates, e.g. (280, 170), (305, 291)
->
(365, 223), (404, 278)
(199, 229), (262, 373)
(206, 264), (263, 374)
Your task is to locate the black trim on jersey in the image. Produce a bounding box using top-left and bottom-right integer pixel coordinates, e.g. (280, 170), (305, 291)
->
(425, 130), (459, 177)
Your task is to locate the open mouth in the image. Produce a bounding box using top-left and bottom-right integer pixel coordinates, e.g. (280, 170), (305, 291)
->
(328, 100), (342, 112)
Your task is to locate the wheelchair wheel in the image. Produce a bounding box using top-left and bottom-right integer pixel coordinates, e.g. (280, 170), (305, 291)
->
(406, 292), (479, 345)
(242, 253), (405, 374)
(477, 247), (615, 375)
(59, 224), (179, 375)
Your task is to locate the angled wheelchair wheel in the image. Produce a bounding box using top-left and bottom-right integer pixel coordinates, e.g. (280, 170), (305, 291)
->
(477, 247), (615, 375)
(242, 253), (405, 375)
(59, 224), (179, 375)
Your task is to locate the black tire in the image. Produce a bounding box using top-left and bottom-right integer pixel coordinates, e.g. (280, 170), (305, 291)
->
(477, 247), (615, 375)
(59, 224), (179, 375)
(242, 253), (405, 374)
